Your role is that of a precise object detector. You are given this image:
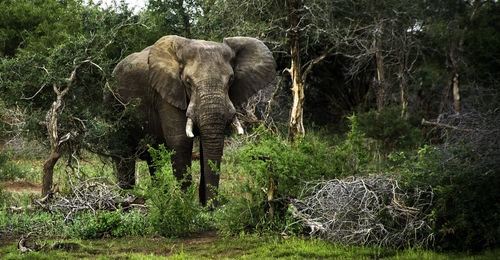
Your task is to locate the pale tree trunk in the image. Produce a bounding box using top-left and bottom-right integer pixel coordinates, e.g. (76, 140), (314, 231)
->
(374, 24), (387, 111)
(286, 0), (305, 142)
(41, 85), (71, 197)
(398, 52), (408, 118)
(439, 0), (484, 116)
(452, 73), (460, 114)
(439, 42), (458, 115)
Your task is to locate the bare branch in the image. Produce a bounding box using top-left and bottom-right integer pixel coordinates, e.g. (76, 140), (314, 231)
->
(290, 176), (434, 248)
(422, 118), (475, 132)
(301, 45), (336, 82)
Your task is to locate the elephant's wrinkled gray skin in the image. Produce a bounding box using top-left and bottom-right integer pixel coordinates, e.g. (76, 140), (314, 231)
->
(110, 35), (276, 206)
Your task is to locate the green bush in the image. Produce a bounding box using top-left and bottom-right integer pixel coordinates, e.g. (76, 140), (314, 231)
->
(0, 208), (150, 239)
(355, 106), (422, 149)
(216, 127), (345, 235)
(146, 145), (210, 237)
(0, 185), (11, 208)
(0, 151), (25, 180)
(332, 115), (374, 175)
(73, 210), (122, 239)
(390, 145), (500, 251)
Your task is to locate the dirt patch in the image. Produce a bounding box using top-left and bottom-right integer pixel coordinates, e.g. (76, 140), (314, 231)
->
(2, 181), (41, 193)
(0, 235), (15, 249)
(177, 230), (219, 247)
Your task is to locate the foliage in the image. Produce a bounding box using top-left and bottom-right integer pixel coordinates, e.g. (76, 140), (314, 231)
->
(72, 210), (123, 239)
(71, 209), (149, 239)
(0, 0), (80, 57)
(390, 142), (500, 251)
(0, 208), (149, 239)
(217, 126), (355, 235)
(0, 0), (154, 163)
(354, 106), (423, 149)
(332, 114), (373, 175)
(237, 127), (339, 197)
(146, 145), (211, 237)
(0, 151), (25, 181)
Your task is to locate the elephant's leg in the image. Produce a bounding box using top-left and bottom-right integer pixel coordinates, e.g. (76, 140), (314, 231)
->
(114, 157), (136, 189)
(157, 102), (193, 191)
(166, 135), (193, 190)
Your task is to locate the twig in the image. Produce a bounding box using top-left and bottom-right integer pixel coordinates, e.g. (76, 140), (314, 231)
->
(422, 118), (475, 132)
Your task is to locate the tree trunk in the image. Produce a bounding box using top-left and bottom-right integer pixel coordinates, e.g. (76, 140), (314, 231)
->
(439, 42), (457, 115)
(438, 0), (484, 116)
(374, 24), (387, 111)
(398, 52), (408, 118)
(452, 73), (460, 114)
(286, 0), (305, 142)
(41, 85), (71, 197)
(42, 150), (60, 197)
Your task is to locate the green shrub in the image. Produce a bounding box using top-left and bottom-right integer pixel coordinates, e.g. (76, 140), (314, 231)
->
(0, 185), (11, 208)
(217, 127), (345, 235)
(0, 151), (25, 180)
(355, 106), (422, 149)
(72, 210), (122, 239)
(332, 114), (374, 175)
(390, 145), (500, 251)
(146, 145), (210, 237)
(0, 208), (150, 239)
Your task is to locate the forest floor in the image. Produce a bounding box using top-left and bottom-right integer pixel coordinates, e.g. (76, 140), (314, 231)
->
(2, 232), (499, 259)
(2, 181), (41, 193)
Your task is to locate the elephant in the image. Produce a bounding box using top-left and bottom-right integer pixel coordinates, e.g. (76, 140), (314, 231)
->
(108, 35), (276, 206)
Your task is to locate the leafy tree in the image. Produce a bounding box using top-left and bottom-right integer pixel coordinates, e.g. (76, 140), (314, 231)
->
(145, 0), (203, 38)
(0, 0), (80, 57)
(0, 1), (150, 195)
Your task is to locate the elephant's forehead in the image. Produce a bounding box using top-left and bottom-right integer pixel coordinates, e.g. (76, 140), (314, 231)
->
(182, 40), (234, 61)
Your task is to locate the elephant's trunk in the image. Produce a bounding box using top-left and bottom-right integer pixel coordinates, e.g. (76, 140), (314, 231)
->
(198, 116), (226, 207)
(196, 89), (233, 206)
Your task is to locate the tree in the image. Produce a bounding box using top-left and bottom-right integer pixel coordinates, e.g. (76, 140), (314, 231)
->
(0, 0), (80, 57)
(0, 1), (148, 196)
(145, 0), (202, 38)
(434, 0), (489, 115)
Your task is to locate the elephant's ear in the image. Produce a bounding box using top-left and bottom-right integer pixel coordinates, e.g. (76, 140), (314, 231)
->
(148, 35), (190, 110)
(223, 37), (276, 106)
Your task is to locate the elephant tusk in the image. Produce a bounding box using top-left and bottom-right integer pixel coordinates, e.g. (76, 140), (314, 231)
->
(232, 116), (244, 135)
(185, 118), (195, 138)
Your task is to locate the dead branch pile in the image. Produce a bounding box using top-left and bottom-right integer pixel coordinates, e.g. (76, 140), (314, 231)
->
(34, 178), (145, 221)
(291, 176), (434, 248)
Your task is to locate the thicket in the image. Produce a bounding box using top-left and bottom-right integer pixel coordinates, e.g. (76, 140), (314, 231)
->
(390, 111), (500, 251)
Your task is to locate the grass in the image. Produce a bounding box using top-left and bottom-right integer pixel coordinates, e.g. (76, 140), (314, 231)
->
(1, 235), (498, 259)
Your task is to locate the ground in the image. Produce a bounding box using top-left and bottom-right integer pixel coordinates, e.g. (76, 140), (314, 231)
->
(2, 181), (41, 193)
(2, 233), (499, 259)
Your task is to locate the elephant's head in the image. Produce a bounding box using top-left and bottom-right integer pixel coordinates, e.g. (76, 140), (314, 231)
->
(148, 35), (276, 205)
